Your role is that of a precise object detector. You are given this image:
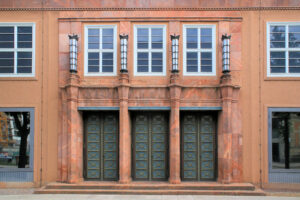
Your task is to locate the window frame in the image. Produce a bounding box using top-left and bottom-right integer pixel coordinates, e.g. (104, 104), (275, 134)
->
(133, 24), (167, 76)
(268, 107), (300, 183)
(183, 24), (216, 76)
(84, 24), (117, 76)
(0, 22), (35, 77)
(267, 22), (300, 77)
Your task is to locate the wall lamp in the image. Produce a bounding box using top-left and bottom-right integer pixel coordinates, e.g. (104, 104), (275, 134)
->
(120, 34), (128, 73)
(222, 34), (231, 74)
(171, 34), (180, 73)
(69, 34), (79, 73)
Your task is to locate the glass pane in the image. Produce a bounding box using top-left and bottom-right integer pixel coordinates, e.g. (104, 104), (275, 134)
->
(0, 42), (14, 48)
(152, 52), (162, 72)
(0, 52), (14, 67)
(17, 42), (32, 48)
(17, 59), (32, 66)
(201, 28), (212, 36)
(271, 67), (285, 73)
(0, 27), (14, 33)
(270, 26), (285, 48)
(88, 29), (99, 36)
(289, 67), (300, 73)
(137, 52), (148, 72)
(88, 43), (99, 49)
(201, 66), (212, 72)
(151, 28), (163, 49)
(0, 67), (13, 73)
(102, 29), (113, 50)
(18, 52), (32, 58)
(0, 112), (31, 168)
(88, 52), (99, 59)
(187, 28), (198, 49)
(88, 36), (99, 43)
(88, 66), (99, 72)
(187, 52), (198, 72)
(102, 52), (113, 72)
(271, 51), (285, 58)
(272, 112), (300, 169)
(18, 27), (32, 34)
(17, 67), (32, 73)
(17, 32), (32, 48)
(289, 33), (300, 48)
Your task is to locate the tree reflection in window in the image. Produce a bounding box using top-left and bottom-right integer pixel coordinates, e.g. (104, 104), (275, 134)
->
(0, 112), (30, 168)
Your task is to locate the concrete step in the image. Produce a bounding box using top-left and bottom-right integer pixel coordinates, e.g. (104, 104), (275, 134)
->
(43, 182), (255, 191)
(35, 182), (266, 196)
(35, 188), (266, 196)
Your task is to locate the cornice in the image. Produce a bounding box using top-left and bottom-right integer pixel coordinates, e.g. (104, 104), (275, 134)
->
(0, 7), (299, 11)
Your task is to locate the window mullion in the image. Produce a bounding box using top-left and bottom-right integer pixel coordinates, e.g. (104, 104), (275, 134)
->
(198, 28), (201, 73)
(285, 25), (289, 73)
(14, 25), (17, 74)
(149, 28), (151, 73)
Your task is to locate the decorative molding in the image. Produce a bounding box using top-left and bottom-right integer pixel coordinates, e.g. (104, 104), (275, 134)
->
(0, 7), (299, 11)
(180, 107), (222, 111)
(78, 106), (119, 111)
(128, 106), (171, 111)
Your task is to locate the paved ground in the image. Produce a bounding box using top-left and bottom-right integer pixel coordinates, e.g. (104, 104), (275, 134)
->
(0, 194), (300, 200)
(0, 189), (300, 200)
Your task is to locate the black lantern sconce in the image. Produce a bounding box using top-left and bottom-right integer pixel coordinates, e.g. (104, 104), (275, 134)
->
(171, 34), (180, 73)
(68, 34), (78, 73)
(222, 34), (231, 74)
(120, 34), (128, 73)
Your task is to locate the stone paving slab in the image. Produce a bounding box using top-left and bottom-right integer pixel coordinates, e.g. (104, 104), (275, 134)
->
(0, 194), (299, 200)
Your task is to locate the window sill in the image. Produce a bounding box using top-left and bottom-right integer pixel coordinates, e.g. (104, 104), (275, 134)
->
(264, 76), (300, 81)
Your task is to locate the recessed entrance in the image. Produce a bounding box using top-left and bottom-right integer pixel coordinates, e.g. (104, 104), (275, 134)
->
(83, 112), (119, 181)
(181, 112), (217, 181)
(132, 112), (169, 181)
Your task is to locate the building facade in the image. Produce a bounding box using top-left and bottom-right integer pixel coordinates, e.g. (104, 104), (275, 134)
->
(0, 0), (299, 191)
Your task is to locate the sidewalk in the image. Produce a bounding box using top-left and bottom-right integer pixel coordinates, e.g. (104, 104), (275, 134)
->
(0, 193), (300, 200)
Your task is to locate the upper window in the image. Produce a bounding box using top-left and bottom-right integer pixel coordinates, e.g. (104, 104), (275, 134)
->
(183, 25), (216, 76)
(267, 22), (300, 77)
(84, 25), (117, 76)
(134, 25), (166, 76)
(0, 23), (35, 77)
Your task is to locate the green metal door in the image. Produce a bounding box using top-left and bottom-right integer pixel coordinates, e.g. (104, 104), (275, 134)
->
(84, 112), (119, 181)
(181, 112), (216, 181)
(132, 112), (169, 181)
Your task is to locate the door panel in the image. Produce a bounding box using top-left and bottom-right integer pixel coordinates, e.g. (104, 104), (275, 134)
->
(181, 112), (216, 181)
(132, 112), (168, 181)
(84, 112), (118, 181)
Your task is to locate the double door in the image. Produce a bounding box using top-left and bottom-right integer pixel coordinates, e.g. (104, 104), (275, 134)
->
(84, 112), (119, 181)
(132, 112), (169, 181)
(181, 112), (217, 181)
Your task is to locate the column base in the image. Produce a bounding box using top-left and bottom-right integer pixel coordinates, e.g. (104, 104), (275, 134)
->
(119, 177), (132, 184)
(168, 177), (181, 184)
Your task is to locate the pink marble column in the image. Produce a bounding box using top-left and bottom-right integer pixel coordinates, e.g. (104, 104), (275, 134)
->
(65, 73), (83, 183)
(219, 73), (234, 184)
(169, 73), (181, 184)
(118, 73), (132, 183)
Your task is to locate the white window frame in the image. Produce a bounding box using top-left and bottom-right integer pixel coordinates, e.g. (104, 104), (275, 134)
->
(134, 25), (166, 76)
(84, 25), (117, 76)
(0, 23), (35, 77)
(183, 24), (216, 76)
(267, 22), (300, 77)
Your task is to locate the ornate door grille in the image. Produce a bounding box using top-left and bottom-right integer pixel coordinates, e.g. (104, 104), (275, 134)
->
(132, 112), (169, 181)
(181, 112), (217, 181)
(84, 112), (119, 181)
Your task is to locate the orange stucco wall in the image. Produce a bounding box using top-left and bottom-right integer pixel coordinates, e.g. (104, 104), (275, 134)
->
(0, 0), (299, 188)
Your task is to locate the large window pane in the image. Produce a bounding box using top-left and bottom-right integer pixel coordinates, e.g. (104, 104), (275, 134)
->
(0, 112), (31, 169)
(137, 28), (149, 49)
(0, 27), (14, 48)
(272, 112), (300, 169)
(270, 26), (285, 48)
(137, 52), (148, 72)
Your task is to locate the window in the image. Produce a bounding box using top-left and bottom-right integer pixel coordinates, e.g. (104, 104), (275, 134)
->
(267, 22), (300, 77)
(0, 23), (35, 77)
(269, 108), (300, 183)
(134, 25), (166, 76)
(183, 25), (216, 76)
(0, 108), (34, 182)
(84, 25), (117, 76)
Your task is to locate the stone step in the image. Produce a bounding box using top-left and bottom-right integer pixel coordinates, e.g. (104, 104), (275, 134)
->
(44, 182), (255, 191)
(35, 188), (266, 196)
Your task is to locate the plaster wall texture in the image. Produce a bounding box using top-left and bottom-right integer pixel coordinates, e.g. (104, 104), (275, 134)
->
(0, 1), (299, 189)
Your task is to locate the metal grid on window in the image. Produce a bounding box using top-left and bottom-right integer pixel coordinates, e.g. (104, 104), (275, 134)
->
(0, 24), (34, 76)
